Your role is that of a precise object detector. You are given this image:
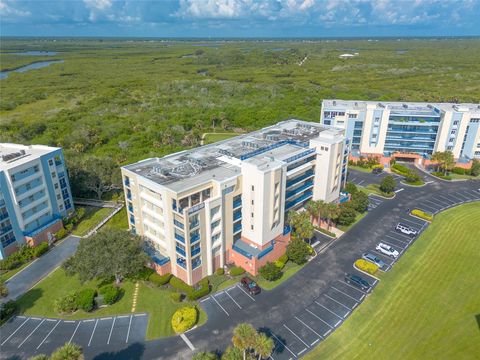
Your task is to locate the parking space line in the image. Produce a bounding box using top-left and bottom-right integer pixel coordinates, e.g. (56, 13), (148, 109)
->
(330, 286), (361, 302)
(18, 319), (45, 348)
(236, 284), (256, 302)
(180, 333), (196, 351)
(357, 180), (365, 185)
(63, 320), (75, 323)
(399, 217), (425, 227)
(212, 295), (230, 316)
(453, 192), (470, 201)
(83, 319), (94, 322)
(1, 317), (30, 346)
(107, 317), (116, 345)
(314, 301), (344, 319)
(385, 234), (408, 245)
(380, 239), (404, 251)
(68, 322), (81, 344)
(298, 348), (307, 356)
(391, 230), (414, 240)
(425, 198), (449, 207)
(305, 309), (333, 329)
(126, 315), (133, 343)
(87, 319), (99, 347)
(422, 198), (445, 207)
(337, 280), (367, 294)
(416, 203), (437, 212)
(294, 316), (323, 339)
(283, 324), (309, 348)
(270, 333), (297, 358)
(37, 320), (61, 349)
(200, 297), (210, 303)
(438, 194), (457, 203)
(324, 294), (351, 310)
(225, 289), (242, 309)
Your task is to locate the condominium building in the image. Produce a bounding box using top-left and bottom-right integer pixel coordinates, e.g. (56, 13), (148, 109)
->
(320, 100), (480, 165)
(122, 120), (348, 285)
(0, 144), (74, 259)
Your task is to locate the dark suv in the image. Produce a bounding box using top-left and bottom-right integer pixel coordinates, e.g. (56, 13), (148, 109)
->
(345, 273), (370, 291)
(240, 277), (261, 295)
(372, 167), (383, 174)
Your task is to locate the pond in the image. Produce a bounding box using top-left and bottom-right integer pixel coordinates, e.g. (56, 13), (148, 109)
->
(0, 60), (64, 79)
(12, 51), (58, 56)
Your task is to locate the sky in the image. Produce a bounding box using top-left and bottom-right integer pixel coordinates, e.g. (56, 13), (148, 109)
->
(1, 0), (479, 38)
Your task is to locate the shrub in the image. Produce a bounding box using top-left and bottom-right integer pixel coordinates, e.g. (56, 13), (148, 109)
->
(229, 266), (246, 277)
(76, 288), (96, 312)
(372, 164), (384, 170)
(471, 159), (480, 176)
(148, 272), (172, 286)
(0, 279), (8, 298)
(133, 267), (155, 280)
(355, 259), (379, 274)
(187, 278), (210, 300)
(274, 260), (285, 270)
(215, 268), (224, 276)
(411, 209), (433, 221)
(380, 175), (396, 193)
(452, 167), (466, 175)
(170, 292), (182, 302)
(55, 228), (68, 240)
(171, 306), (198, 333)
(260, 262), (282, 281)
(337, 203), (357, 226)
(344, 182), (358, 195)
(28, 355), (49, 360)
(33, 242), (49, 258)
(351, 191), (369, 213)
(50, 343), (83, 360)
(0, 300), (17, 323)
(170, 276), (195, 294)
(65, 223), (73, 232)
(431, 171), (452, 180)
(98, 284), (121, 305)
(286, 239), (310, 265)
(0, 257), (22, 271)
(315, 227), (336, 238)
(391, 163), (409, 175)
(278, 254), (289, 263)
(54, 293), (78, 314)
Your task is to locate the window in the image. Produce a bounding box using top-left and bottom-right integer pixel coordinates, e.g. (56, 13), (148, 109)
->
(54, 183), (59, 189)
(251, 225), (254, 230)
(372, 134), (377, 139)
(251, 200), (254, 205)
(449, 138), (455, 143)
(453, 120), (459, 125)
(57, 194), (61, 200)
(251, 212), (254, 218)
(348, 113), (357, 119)
(447, 146), (453, 150)
(59, 204), (64, 211)
(48, 159), (53, 166)
(51, 172), (56, 178)
(251, 185), (254, 191)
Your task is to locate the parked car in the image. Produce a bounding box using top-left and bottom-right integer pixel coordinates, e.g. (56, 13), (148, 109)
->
(376, 243), (399, 258)
(372, 167), (383, 174)
(344, 273), (371, 291)
(240, 277), (261, 295)
(362, 252), (385, 268)
(396, 223), (417, 236)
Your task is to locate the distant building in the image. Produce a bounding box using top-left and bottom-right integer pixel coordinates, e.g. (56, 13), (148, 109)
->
(339, 53), (358, 59)
(122, 120), (349, 285)
(0, 144), (74, 259)
(320, 100), (480, 166)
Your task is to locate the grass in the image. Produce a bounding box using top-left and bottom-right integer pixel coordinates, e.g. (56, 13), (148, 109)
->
(203, 132), (239, 144)
(304, 202), (480, 360)
(15, 268), (207, 340)
(336, 211), (368, 232)
(403, 179), (425, 186)
(72, 206), (114, 236)
(348, 165), (373, 173)
(255, 261), (306, 290)
(448, 173), (480, 180)
(360, 184), (394, 198)
(102, 207), (129, 231)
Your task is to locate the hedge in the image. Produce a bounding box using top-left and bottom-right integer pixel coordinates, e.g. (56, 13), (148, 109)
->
(187, 278), (210, 300)
(76, 288), (96, 312)
(169, 276), (195, 294)
(411, 209), (433, 221)
(99, 284), (121, 305)
(148, 272), (172, 286)
(229, 266), (245, 276)
(54, 293), (78, 314)
(391, 163), (409, 175)
(278, 254), (289, 264)
(0, 301), (17, 324)
(33, 242), (49, 258)
(55, 228), (68, 240)
(316, 226), (337, 238)
(355, 259), (379, 275)
(431, 171), (452, 180)
(170, 292), (182, 302)
(215, 268), (224, 275)
(171, 306), (198, 333)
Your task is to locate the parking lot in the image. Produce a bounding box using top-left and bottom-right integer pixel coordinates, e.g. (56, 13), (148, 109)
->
(414, 189), (480, 215)
(347, 169), (404, 188)
(201, 284), (257, 318)
(0, 313), (147, 358)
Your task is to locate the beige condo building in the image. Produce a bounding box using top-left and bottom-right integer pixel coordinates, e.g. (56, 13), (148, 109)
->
(121, 120), (349, 285)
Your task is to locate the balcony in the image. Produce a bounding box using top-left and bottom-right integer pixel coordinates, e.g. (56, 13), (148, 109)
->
(176, 257), (187, 269)
(191, 257), (202, 269)
(283, 225), (291, 235)
(191, 247), (201, 257)
(174, 232), (185, 243)
(286, 170), (314, 187)
(257, 241), (275, 260)
(173, 219), (184, 230)
(189, 220), (199, 229)
(232, 242), (253, 260)
(233, 198), (242, 209)
(0, 213), (9, 221)
(128, 205), (134, 213)
(143, 243), (170, 266)
(233, 211), (242, 222)
(127, 192), (132, 200)
(176, 246), (186, 257)
(58, 171), (65, 179)
(285, 190), (313, 210)
(124, 179), (130, 187)
(190, 233), (200, 244)
(285, 181), (313, 199)
(0, 225), (13, 236)
(233, 222), (242, 234)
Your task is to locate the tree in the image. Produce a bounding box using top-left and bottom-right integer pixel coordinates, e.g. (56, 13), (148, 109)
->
(161, 129), (175, 145)
(351, 191), (369, 213)
(337, 203), (357, 226)
(431, 151), (443, 172)
(232, 323), (257, 360)
(287, 211), (314, 242)
(344, 182), (358, 195)
(28, 355), (49, 360)
(286, 239), (310, 265)
(471, 159), (480, 176)
(253, 332), (274, 360)
(63, 229), (148, 284)
(259, 262), (282, 281)
(0, 278), (8, 298)
(380, 175), (396, 194)
(193, 351), (218, 360)
(404, 169), (421, 183)
(222, 347), (243, 360)
(324, 203), (340, 230)
(443, 151), (455, 175)
(50, 343), (83, 360)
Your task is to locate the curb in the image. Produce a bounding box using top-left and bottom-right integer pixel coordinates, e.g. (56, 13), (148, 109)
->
(409, 213), (432, 223)
(353, 264), (380, 282)
(400, 181), (427, 188)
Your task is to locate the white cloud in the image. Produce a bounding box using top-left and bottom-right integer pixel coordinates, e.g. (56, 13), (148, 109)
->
(177, 0), (252, 19)
(0, 0), (31, 17)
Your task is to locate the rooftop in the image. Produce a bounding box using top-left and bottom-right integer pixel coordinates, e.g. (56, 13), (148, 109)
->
(322, 99), (480, 114)
(123, 119), (340, 192)
(0, 143), (59, 172)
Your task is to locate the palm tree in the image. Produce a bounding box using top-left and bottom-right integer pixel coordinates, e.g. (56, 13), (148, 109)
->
(193, 351), (218, 360)
(253, 333), (274, 360)
(315, 200), (327, 227)
(325, 203), (340, 230)
(305, 200), (318, 225)
(50, 343), (83, 360)
(232, 323), (257, 360)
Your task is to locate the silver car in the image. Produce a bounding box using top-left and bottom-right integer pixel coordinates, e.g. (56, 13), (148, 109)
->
(362, 252), (385, 268)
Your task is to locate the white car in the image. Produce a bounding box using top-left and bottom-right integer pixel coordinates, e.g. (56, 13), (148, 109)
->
(396, 223), (417, 236)
(376, 243), (399, 258)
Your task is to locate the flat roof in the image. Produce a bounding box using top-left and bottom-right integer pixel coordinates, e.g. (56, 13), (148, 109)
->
(0, 143), (59, 172)
(124, 119), (339, 192)
(322, 99), (480, 114)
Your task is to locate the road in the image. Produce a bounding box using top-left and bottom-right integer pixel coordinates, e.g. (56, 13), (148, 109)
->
(4, 235), (80, 302)
(1, 171), (479, 359)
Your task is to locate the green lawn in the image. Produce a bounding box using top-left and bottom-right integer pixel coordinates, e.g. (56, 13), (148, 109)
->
(359, 184), (394, 198)
(255, 261), (306, 290)
(348, 165), (373, 173)
(203, 132), (239, 144)
(102, 207), (129, 231)
(15, 268), (206, 340)
(304, 202), (480, 360)
(448, 173), (480, 180)
(72, 207), (115, 236)
(403, 179), (425, 186)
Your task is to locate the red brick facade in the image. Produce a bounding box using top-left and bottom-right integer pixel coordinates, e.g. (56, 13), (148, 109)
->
(24, 219), (64, 247)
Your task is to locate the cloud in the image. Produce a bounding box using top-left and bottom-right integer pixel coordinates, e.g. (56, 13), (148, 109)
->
(0, 0), (31, 17)
(176, 0), (251, 19)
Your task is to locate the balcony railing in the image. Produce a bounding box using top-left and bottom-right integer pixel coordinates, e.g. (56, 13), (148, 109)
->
(127, 193), (132, 200)
(0, 213), (9, 221)
(192, 257), (202, 269)
(233, 198), (242, 209)
(232, 243), (253, 259)
(124, 179), (130, 187)
(128, 205), (134, 213)
(233, 211), (242, 222)
(257, 242), (274, 260)
(189, 221), (199, 229)
(191, 247), (201, 257)
(285, 190), (313, 210)
(173, 219), (184, 230)
(176, 258), (187, 269)
(285, 181), (313, 199)
(175, 232), (185, 243)
(0, 225), (13, 236)
(176, 246), (186, 257)
(190, 233), (200, 244)
(286, 170), (314, 187)
(283, 225), (291, 235)
(233, 222), (242, 234)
